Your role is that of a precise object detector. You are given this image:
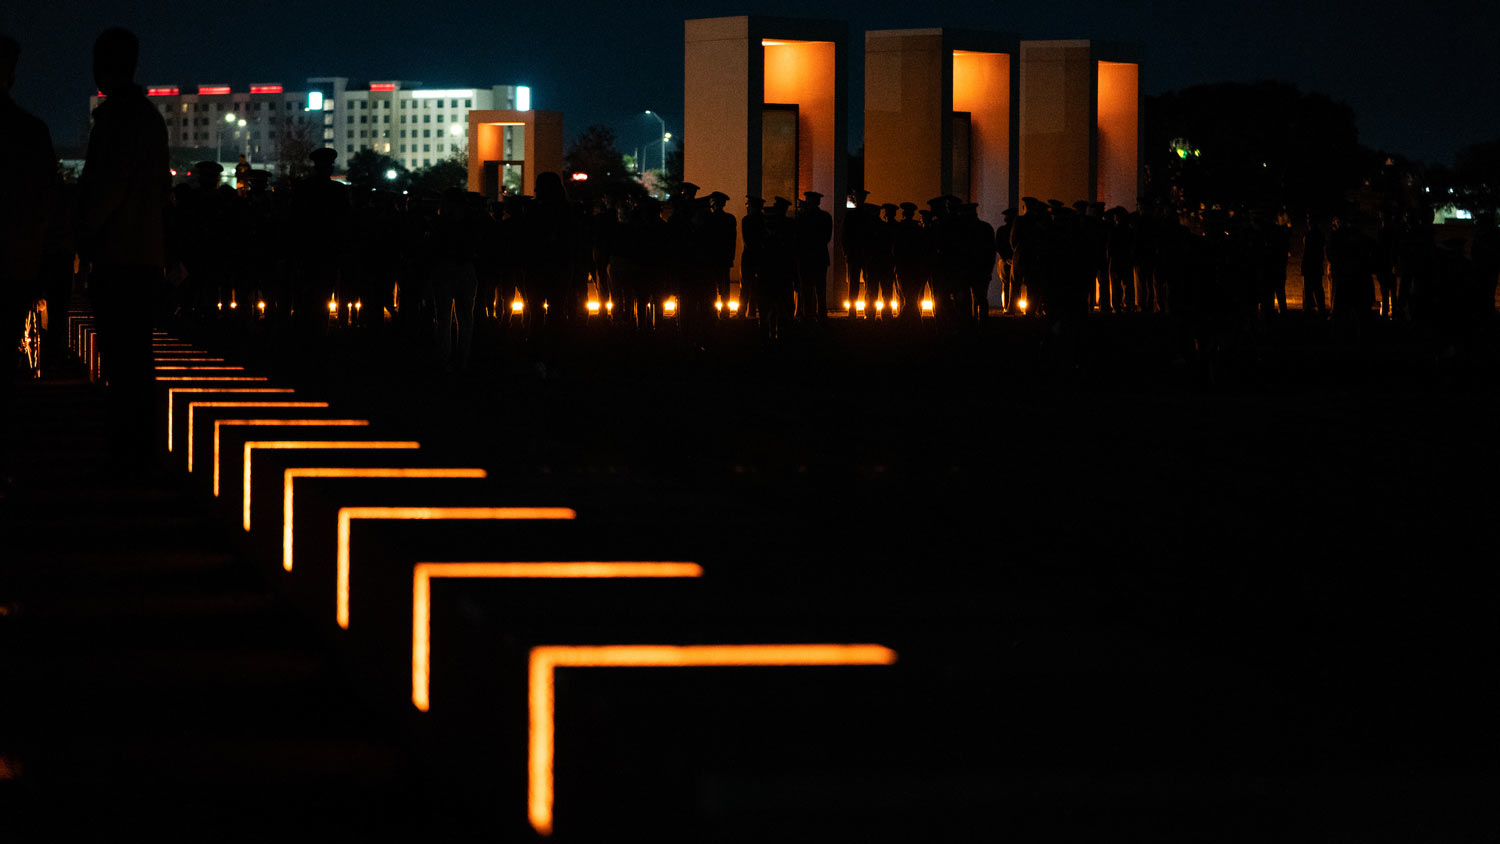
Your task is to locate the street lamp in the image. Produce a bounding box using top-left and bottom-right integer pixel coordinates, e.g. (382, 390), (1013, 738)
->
(218, 112), (236, 164)
(644, 109), (666, 173)
(237, 118), (248, 160)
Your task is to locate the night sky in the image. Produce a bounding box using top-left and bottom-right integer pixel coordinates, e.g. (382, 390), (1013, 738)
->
(4, 0), (1496, 166)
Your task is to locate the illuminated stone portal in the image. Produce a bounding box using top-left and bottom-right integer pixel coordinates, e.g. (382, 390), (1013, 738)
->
(1019, 40), (1141, 210)
(685, 16), (849, 284)
(467, 110), (565, 200)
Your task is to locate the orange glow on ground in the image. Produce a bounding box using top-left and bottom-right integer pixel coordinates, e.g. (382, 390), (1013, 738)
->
(154, 365), (246, 371)
(335, 507), (576, 629)
(527, 643), (898, 836)
(156, 376), (269, 382)
(233, 439), (421, 515)
(410, 562), (704, 712)
(166, 388), (296, 451)
(185, 402), (332, 470)
(153, 357), (226, 362)
(281, 467), (489, 572)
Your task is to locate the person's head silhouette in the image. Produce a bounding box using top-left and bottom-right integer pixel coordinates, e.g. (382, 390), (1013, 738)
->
(92, 28), (138, 97)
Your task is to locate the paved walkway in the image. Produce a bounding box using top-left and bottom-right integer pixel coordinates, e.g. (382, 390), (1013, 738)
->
(0, 364), (432, 838)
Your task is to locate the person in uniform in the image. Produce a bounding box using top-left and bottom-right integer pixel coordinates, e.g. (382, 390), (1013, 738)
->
(291, 147), (350, 337)
(78, 28), (170, 459)
(893, 202), (924, 320)
(842, 188), (871, 314)
(740, 195), (766, 324)
(762, 196), (796, 338)
(704, 191), (737, 321)
(794, 190), (832, 322)
(1301, 213), (1327, 316)
(1, 33), (61, 484)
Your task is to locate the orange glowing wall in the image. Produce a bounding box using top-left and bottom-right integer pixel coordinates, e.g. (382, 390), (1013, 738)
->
(685, 16), (846, 285)
(1019, 40), (1095, 206)
(763, 39), (836, 210)
(467, 110), (564, 198)
(685, 17), (752, 264)
(863, 30), (944, 211)
(1096, 61), (1140, 211)
(953, 50), (1011, 220)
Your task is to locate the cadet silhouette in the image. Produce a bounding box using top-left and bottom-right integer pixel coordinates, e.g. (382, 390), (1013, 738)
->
(1301, 214), (1327, 315)
(78, 28), (170, 459)
(842, 189), (871, 312)
(740, 195), (767, 324)
(703, 191), (737, 320)
(794, 191), (831, 322)
(291, 147), (350, 336)
(1, 33), (60, 485)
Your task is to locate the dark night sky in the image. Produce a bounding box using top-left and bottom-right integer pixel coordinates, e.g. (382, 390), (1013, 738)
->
(4, 0), (1496, 165)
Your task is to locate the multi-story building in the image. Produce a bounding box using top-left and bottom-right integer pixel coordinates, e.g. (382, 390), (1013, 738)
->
(89, 79), (530, 175)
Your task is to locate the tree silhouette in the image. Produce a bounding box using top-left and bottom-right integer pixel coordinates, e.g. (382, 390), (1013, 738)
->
(1145, 81), (1361, 215)
(345, 148), (407, 191)
(564, 124), (640, 201)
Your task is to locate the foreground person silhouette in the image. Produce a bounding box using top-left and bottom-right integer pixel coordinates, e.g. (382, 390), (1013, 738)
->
(78, 28), (169, 461)
(1, 34), (60, 489)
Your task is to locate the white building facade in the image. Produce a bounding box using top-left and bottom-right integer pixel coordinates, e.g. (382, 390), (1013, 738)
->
(89, 79), (530, 174)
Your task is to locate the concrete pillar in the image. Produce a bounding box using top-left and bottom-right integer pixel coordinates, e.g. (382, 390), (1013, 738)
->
(466, 110), (564, 199)
(1019, 40), (1141, 210)
(685, 16), (848, 287)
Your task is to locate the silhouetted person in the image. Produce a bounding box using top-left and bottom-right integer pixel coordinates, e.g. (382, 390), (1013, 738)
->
(530, 171), (574, 336)
(1375, 211), (1400, 318)
(865, 204), (896, 315)
(703, 191), (737, 320)
(893, 202), (923, 319)
(995, 208), (1015, 312)
(1, 33), (60, 485)
(234, 153), (250, 193)
(761, 196), (796, 339)
(842, 188), (871, 312)
(291, 147), (349, 335)
(1266, 209), (1292, 315)
(1301, 214), (1326, 315)
(1012, 198), (1045, 316)
(1328, 213), (1373, 328)
(794, 190), (831, 322)
(1472, 211), (1500, 313)
(79, 28), (169, 460)
(740, 195), (767, 323)
(430, 188), (478, 371)
(960, 203), (995, 322)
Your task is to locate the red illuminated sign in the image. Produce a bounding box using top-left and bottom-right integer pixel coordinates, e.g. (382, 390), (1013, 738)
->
(249, 84), (283, 94)
(370, 82), (397, 91)
(146, 87), (180, 97)
(198, 85), (232, 95)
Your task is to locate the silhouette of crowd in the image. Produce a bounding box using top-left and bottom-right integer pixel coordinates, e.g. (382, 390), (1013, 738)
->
(4, 28), (1500, 480)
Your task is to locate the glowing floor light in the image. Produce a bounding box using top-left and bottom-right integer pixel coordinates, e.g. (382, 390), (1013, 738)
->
(280, 467), (489, 572)
(220, 424), (373, 524)
(410, 561), (703, 711)
(184, 402), (332, 471)
(155, 376), (270, 382)
(166, 388), (296, 451)
(234, 439), (422, 514)
(662, 298), (677, 316)
(335, 506), (575, 629)
(527, 643), (898, 836)
(154, 365), (246, 371)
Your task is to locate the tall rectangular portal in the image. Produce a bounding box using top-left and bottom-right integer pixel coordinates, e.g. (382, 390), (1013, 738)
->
(685, 16), (848, 286)
(466, 110), (564, 199)
(864, 28), (1018, 304)
(1018, 40), (1141, 209)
